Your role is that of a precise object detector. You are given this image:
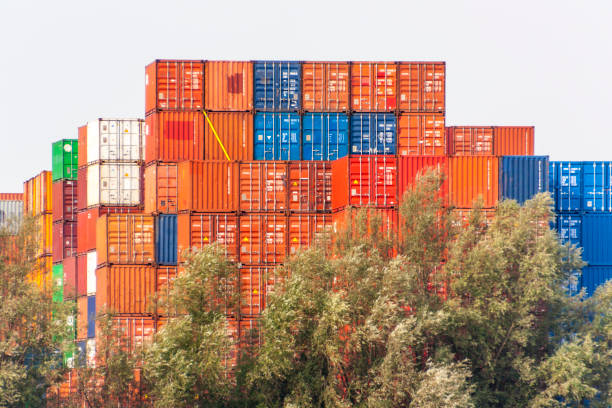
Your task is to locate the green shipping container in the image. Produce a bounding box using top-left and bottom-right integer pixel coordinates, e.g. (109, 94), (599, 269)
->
(52, 263), (64, 303)
(52, 139), (78, 181)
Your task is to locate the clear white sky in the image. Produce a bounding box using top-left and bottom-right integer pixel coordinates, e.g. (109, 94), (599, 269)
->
(0, 0), (610, 192)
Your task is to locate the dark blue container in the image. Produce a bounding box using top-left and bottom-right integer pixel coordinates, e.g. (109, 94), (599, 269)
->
(254, 113), (301, 160)
(582, 161), (612, 212)
(581, 214), (612, 265)
(156, 214), (177, 265)
(580, 266), (612, 297)
(87, 296), (95, 338)
(76, 341), (86, 367)
(556, 213), (582, 247)
(549, 162), (582, 212)
(500, 156), (549, 204)
(302, 113), (349, 160)
(350, 114), (396, 155)
(254, 61), (301, 111)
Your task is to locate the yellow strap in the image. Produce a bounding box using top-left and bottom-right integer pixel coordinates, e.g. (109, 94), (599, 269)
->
(203, 110), (231, 161)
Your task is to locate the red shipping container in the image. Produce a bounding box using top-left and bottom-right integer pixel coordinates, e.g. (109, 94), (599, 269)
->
(0, 193), (22, 201)
(178, 161), (240, 212)
(239, 162), (289, 212)
(288, 162), (332, 212)
(177, 213), (239, 263)
(77, 206), (141, 254)
(52, 180), (78, 222)
(144, 162), (178, 214)
(63, 256), (77, 300)
(446, 126), (494, 156)
(145, 60), (204, 114)
(96, 265), (156, 315)
(493, 126), (534, 156)
(109, 316), (156, 354)
(239, 214), (287, 265)
(238, 318), (260, 348)
(78, 124), (87, 168)
(331, 156), (398, 209)
(156, 266), (179, 316)
(96, 214), (155, 266)
(397, 156), (449, 205)
(452, 208), (496, 228)
(76, 167), (86, 211)
(52, 221), (77, 263)
(448, 156), (499, 208)
(239, 266), (280, 317)
(145, 111), (205, 163)
(77, 296), (87, 340)
(332, 207), (399, 250)
(398, 114), (446, 156)
(204, 112), (254, 161)
(205, 61), (253, 111)
(76, 253), (87, 297)
(302, 61), (350, 112)
(398, 62), (445, 113)
(351, 62), (397, 111)
(288, 213), (332, 256)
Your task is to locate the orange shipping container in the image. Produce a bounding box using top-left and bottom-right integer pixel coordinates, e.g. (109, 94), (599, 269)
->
(0, 193), (22, 201)
(77, 124), (87, 168)
(145, 111), (205, 163)
(397, 156), (449, 206)
(109, 316), (156, 354)
(77, 296), (87, 340)
(37, 213), (53, 257)
(446, 126), (494, 156)
(493, 126), (534, 156)
(302, 61), (350, 112)
(28, 255), (53, 292)
(204, 112), (253, 161)
(156, 266), (179, 316)
(205, 61), (253, 111)
(177, 213), (239, 263)
(239, 213), (287, 265)
(398, 114), (446, 156)
(239, 162), (288, 212)
(178, 161), (240, 212)
(288, 162), (332, 213)
(96, 214), (155, 265)
(239, 266), (280, 317)
(96, 265), (155, 315)
(288, 213), (332, 256)
(332, 208), (398, 246)
(451, 208), (496, 228)
(144, 162), (178, 214)
(77, 207), (142, 254)
(398, 62), (445, 113)
(351, 62), (397, 112)
(145, 60), (204, 114)
(448, 156), (499, 208)
(23, 171), (53, 216)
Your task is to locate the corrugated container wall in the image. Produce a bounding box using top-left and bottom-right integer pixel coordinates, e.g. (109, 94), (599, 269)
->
(52, 139), (78, 181)
(24, 171), (52, 215)
(549, 162), (582, 212)
(204, 112), (253, 161)
(85, 119), (144, 163)
(500, 156), (549, 204)
(398, 114), (445, 156)
(449, 156), (499, 208)
(76, 254), (87, 296)
(96, 266), (156, 315)
(145, 60), (204, 114)
(77, 207), (142, 254)
(145, 111), (205, 163)
(96, 214), (155, 266)
(288, 161), (332, 212)
(302, 113), (349, 161)
(253, 61), (301, 111)
(63, 256), (77, 300)
(302, 62), (350, 112)
(0, 198), (23, 233)
(397, 156), (448, 205)
(288, 213), (332, 256)
(239, 266), (278, 317)
(86, 163), (141, 207)
(556, 213), (582, 247)
(581, 214), (612, 265)
(239, 213), (287, 265)
(581, 162), (612, 212)
(156, 214), (177, 266)
(78, 125), (88, 167)
(494, 127), (534, 156)
(351, 62), (396, 112)
(144, 162), (178, 214)
(38, 213), (53, 257)
(177, 161), (239, 212)
(446, 127), (493, 156)
(350, 114), (397, 155)
(52, 180), (78, 222)
(254, 113), (300, 160)
(177, 213), (239, 263)
(52, 221), (77, 262)
(205, 61), (253, 111)
(397, 62), (445, 113)
(239, 162), (289, 212)
(580, 267), (612, 297)
(77, 297), (87, 340)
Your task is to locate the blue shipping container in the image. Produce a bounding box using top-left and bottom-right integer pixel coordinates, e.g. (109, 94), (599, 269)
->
(500, 156), (549, 204)
(581, 214), (612, 265)
(254, 61), (301, 111)
(556, 213), (582, 247)
(156, 214), (177, 265)
(550, 162), (582, 211)
(302, 113), (349, 160)
(87, 296), (95, 338)
(350, 114), (396, 155)
(580, 266), (612, 297)
(582, 161), (612, 212)
(254, 113), (301, 160)
(76, 341), (86, 367)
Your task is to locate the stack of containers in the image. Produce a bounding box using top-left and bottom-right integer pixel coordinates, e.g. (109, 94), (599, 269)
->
(550, 161), (612, 296)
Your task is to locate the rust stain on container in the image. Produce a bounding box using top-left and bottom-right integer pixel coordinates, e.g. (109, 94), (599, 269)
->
(205, 61), (253, 111)
(144, 162), (178, 214)
(177, 161), (240, 212)
(204, 112), (253, 161)
(96, 214), (155, 265)
(302, 61), (350, 112)
(96, 265), (156, 315)
(448, 156), (499, 208)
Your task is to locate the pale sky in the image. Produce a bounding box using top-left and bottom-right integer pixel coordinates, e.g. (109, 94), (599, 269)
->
(0, 0), (610, 192)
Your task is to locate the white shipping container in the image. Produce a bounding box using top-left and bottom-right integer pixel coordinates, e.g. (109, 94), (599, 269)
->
(86, 119), (144, 163)
(86, 339), (96, 367)
(87, 251), (97, 295)
(0, 200), (23, 233)
(86, 163), (141, 207)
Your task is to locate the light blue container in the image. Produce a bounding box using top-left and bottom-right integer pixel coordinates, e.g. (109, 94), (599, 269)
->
(254, 113), (301, 160)
(302, 113), (349, 160)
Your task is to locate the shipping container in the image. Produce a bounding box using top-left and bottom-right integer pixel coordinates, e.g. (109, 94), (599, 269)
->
(86, 339), (96, 367)
(239, 266), (280, 317)
(332, 207), (398, 242)
(145, 111), (205, 163)
(85, 119), (144, 163)
(549, 162), (582, 212)
(446, 126), (493, 156)
(110, 316), (156, 353)
(156, 266), (178, 316)
(398, 114), (445, 156)
(205, 61), (253, 111)
(0, 193), (22, 201)
(52, 180), (78, 222)
(52, 139), (78, 181)
(582, 162), (612, 212)
(52, 263), (63, 303)
(87, 251), (96, 295)
(0, 197), (23, 233)
(96, 214), (155, 265)
(302, 62), (350, 112)
(580, 266), (612, 297)
(52, 221), (77, 262)
(23, 171), (52, 215)
(448, 156), (499, 208)
(581, 214), (612, 265)
(302, 113), (349, 161)
(493, 126), (534, 156)
(63, 256), (77, 300)
(240, 161), (289, 212)
(86, 163), (142, 207)
(350, 113), (396, 155)
(77, 167), (87, 211)
(29, 255), (52, 292)
(451, 208), (496, 228)
(500, 156), (549, 204)
(288, 213), (332, 256)
(239, 213), (288, 264)
(398, 62), (445, 113)
(156, 214), (177, 265)
(38, 213), (53, 257)
(145, 60), (204, 114)
(204, 112), (253, 161)
(351, 62), (397, 112)
(78, 124), (87, 168)
(177, 161), (240, 212)
(96, 265), (156, 315)
(556, 213), (582, 247)
(288, 161), (332, 212)
(331, 156), (398, 209)
(76, 254), (87, 297)
(177, 213), (239, 263)
(77, 296), (87, 340)
(253, 113), (301, 160)
(144, 162), (178, 214)
(397, 156), (448, 205)
(87, 296), (96, 338)
(253, 61), (301, 111)
(77, 207), (142, 254)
